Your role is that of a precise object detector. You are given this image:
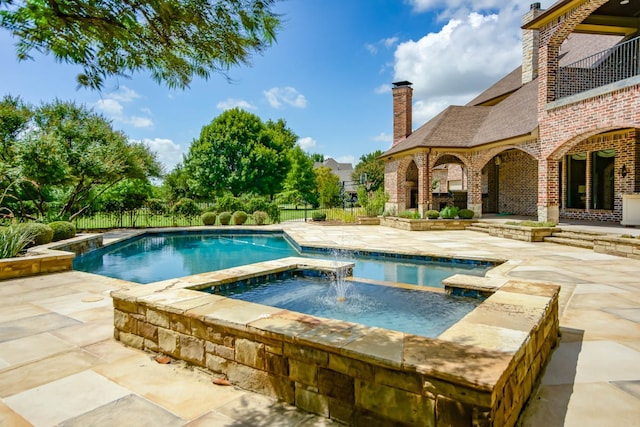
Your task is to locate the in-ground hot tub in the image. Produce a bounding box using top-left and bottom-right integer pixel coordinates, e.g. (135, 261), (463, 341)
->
(111, 256), (559, 426)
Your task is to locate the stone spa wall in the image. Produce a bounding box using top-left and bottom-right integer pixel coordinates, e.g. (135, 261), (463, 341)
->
(111, 258), (559, 426)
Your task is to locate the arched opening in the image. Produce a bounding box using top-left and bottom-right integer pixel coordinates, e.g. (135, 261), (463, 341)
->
(405, 161), (419, 209)
(432, 155), (467, 211)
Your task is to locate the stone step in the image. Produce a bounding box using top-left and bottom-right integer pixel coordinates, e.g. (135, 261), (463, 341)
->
(551, 231), (606, 241)
(470, 222), (493, 229)
(544, 236), (594, 249)
(466, 225), (490, 233)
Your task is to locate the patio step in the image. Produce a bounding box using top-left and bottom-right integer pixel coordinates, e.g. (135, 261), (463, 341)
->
(544, 236), (594, 249)
(466, 222), (492, 233)
(543, 230), (608, 249)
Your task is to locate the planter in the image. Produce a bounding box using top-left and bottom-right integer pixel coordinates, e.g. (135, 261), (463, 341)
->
(0, 234), (102, 280)
(380, 217), (475, 231)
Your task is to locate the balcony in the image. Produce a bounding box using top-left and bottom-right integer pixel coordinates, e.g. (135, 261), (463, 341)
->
(556, 35), (640, 101)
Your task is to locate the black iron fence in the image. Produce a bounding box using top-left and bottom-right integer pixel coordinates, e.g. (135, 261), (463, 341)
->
(72, 206), (367, 230)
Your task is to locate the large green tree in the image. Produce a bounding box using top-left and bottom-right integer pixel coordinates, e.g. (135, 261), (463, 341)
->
(279, 145), (318, 207)
(352, 149), (385, 192)
(0, 0), (281, 89)
(185, 108), (296, 198)
(2, 99), (162, 220)
(314, 166), (341, 208)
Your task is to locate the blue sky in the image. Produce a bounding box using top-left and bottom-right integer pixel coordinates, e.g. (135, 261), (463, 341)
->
(0, 0), (553, 173)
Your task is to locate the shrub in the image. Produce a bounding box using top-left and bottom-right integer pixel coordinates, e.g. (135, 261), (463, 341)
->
(439, 206), (459, 219)
(399, 210), (420, 219)
(0, 225), (39, 258)
(219, 211), (232, 225)
(48, 221), (76, 241)
(265, 202), (280, 224)
(201, 212), (217, 226)
(216, 194), (244, 213)
(458, 208), (475, 219)
(146, 198), (167, 215)
(233, 211), (248, 225)
(19, 222), (53, 246)
(252, 211), (268, 225)
(171, 198), (201, 218)
(425, 210), (440, 219)
(312, 212), (326, 221)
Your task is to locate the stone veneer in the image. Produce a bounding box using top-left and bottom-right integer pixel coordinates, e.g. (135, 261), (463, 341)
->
(0, 234), (102, 280)
(486, 224), (559, 242)
(380, 217), (475, 231)
(112, 257), (559, 426)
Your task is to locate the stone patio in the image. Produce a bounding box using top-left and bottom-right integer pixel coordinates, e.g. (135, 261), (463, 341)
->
(1, 222), (639, 426)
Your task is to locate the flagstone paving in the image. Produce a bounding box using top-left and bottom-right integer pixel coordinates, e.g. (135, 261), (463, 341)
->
(0, 221), (639, 426)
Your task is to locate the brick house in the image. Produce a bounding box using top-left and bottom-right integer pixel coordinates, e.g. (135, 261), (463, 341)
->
(383, 0), (640, 224)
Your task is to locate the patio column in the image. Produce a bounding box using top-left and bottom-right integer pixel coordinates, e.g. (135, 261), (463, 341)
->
(537, 158), (560, 223)
(467, 167), (483, 219)
(417, 151), (431, 216)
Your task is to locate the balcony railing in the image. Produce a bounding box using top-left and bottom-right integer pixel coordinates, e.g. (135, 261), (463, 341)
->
(556, 35), (640, 100)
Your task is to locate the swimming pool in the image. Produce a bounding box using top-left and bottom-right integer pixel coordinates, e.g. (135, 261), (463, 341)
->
(73, 231), (493, 285)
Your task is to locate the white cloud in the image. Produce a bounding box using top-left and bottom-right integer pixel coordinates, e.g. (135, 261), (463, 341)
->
(136, 138), (184, 172)
(372, 132), (393, 143)
(94, 86), (153, 128)
(365, 43), (378, 54)
(383, 37), (400, 48)
(393, 8), (523, 124)
(108, 86), (140, 103)
(297, 136), (317, 151)
(366, 37), (400, 55)
(374, 84), (391, 95)
(216, 98), (256, 110)
(264, 87), (307, 109)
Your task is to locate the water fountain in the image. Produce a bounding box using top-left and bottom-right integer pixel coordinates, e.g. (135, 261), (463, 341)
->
(328, 248), (353, 302)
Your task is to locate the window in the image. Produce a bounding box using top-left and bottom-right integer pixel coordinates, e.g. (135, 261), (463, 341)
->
(591, 149), (615, 210)
(566, 153), (586, 209)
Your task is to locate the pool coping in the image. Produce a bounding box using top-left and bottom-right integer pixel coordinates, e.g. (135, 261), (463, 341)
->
(107, 229), (560, 426)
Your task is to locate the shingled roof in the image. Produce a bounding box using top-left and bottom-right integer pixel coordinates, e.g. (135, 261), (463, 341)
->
(384, 33), (622, 158)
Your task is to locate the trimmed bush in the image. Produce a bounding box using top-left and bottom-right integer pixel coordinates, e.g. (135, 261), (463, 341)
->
(19, 223), (53, 246)
(49, 221), (76, 242)
(312, 212), (326, 221)
(171, 198), (201, 218)
(232, 211), (248, 225)
(458, 208), (474, 219)
(425, 210), (440, 219)
(219, 211), (232, 225)
(252, 211), (268, 225)
(201, 212), (217, 226)
(439, 206), (459, 219)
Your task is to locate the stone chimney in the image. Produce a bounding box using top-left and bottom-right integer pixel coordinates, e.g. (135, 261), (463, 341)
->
(392, 81), (413, 146)
(522, 2), (543, 84)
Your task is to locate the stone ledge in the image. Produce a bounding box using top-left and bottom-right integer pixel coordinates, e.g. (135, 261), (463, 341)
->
(380, 217), (475, 231)
(112, 259), (560, 427)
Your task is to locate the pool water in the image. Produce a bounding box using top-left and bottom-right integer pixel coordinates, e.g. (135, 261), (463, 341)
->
(217, 276), (481, 338)
(73, 233), (491, 285)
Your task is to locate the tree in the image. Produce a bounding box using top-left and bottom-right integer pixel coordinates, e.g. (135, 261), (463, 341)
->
(309, 153), (324, 163)
(314, 166), (341, 208)
(279, 145), (318, 207)
(352, 149), (385, 192)
(0, 95), (32, 219)
(7, 100), (162, 220)
(161, 163), (192, 202)
(185, 108), (295, 198)
(0, 0), (281, 90)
